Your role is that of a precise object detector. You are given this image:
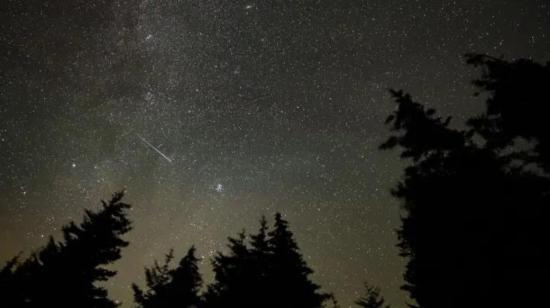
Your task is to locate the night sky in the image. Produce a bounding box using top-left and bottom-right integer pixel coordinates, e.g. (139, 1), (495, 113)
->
(1, 1), (549, 307)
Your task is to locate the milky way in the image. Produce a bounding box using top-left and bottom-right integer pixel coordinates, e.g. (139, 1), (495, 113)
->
(1, 1), (549, 306)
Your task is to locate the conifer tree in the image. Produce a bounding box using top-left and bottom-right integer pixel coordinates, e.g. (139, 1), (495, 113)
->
(0, 191), (132, 307)
(355, 283), (389, 308)
(381, 55), (550, 308)
(204, 214), (329, 308)
(133, 246), (202, 308)
(267, 213), (328, 308)
(203, 231), (252, 307)
(250, 216), (269, 256)
(248, 216), (272, 305)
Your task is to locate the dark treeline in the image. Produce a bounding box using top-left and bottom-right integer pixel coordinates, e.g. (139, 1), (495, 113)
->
(0, 191), (360, 308)
(0, 191), (380, 308)
(1, 54), (549, 307)
(133, 213), (330, 308)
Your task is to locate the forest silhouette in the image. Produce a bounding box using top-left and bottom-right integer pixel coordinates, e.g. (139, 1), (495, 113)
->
(1, 54), (548, 307)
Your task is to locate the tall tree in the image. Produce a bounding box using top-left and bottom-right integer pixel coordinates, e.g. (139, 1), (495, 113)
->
(466, 54), (550, 172)
(203, 231), (252, 307)
(381, 55), (549, 308)
(248, 216), (272, 304)
(204, 214), (329, 308)
(267, 213), (329, 308)
(0, 191), (132, 307)
(133, 246), (202, 308)
(355, 283), (389, 308)
(250, 216), (269, 257)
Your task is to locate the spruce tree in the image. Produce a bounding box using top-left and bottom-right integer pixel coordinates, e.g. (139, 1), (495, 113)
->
(355, 283), (389, 308)
(250, 216), (269, 256)
(203, 231), (252, 307)
(0, 191), (132, 307)
(267, 213), (328, 308)
(381, 55), (550, 308)
(248, 216), (272, 305)
(204, 214), (328, 308)
(133, 247), (202, 308)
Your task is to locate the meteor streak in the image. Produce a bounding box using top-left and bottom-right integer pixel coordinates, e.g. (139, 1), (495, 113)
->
(136, 134), (173, 163)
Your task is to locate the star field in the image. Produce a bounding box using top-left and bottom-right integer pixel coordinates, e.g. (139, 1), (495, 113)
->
(1, 1), (549, 307)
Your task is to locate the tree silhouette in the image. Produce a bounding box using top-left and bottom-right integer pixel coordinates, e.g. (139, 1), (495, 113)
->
(203, 213), (329, 308)
(267, 213), (329, 308)
(381, 55), (550, 308)
(466, 54), (550, 172)
(248, 216), (272, 304)
(133, 246), (202, 308)
(0, 191), (132, 307)
(203, 231), (252, 307)
(355, 283), (389, 308)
